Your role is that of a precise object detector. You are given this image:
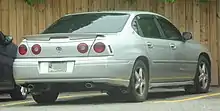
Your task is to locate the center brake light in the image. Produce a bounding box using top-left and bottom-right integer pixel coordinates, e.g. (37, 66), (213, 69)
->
(31, 44), (41, 55)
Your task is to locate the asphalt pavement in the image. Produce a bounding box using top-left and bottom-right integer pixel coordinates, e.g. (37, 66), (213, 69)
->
(0, 87), (220, 111)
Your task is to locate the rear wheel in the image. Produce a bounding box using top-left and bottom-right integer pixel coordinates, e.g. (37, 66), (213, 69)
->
(10, 85), (28, 100)
(184, 56), (211, 94)
(127, 59), (149, 102)
(32, 90), (59, 104)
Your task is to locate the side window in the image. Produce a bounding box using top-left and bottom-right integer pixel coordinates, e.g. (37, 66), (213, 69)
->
(157, 17), (182, 40)
(134, 15), (161, 39)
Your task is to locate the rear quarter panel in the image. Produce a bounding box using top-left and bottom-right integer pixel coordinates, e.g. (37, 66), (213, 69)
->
(105, 14), (152, 78)
(106, 13), (150, 61)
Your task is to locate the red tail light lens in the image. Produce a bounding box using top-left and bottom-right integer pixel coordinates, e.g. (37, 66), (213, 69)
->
(18, 44), (27, 55)
(93, 42), (105, 53)
(77, 43), (88, 53)
(31, 44), (41, 55)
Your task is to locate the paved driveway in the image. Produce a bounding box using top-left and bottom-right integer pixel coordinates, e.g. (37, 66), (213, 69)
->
(0, 87), (220, 111)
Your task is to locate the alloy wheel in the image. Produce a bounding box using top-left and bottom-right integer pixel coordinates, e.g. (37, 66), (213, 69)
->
(198, 62), (209, 89)
(134, 67), (146, 96)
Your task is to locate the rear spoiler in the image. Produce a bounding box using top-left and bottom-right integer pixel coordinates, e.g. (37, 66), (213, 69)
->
(22, 33), (106, 41)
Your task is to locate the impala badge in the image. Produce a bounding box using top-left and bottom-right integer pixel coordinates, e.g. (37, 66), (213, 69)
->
(56, 47), (62, 53)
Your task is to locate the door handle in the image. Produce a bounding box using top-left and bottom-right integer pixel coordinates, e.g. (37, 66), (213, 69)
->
(146, 42), (153, 48)
(169, 43), (176, 50)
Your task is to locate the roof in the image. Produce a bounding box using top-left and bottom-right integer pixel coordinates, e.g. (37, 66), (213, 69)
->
(64, 10), (170, 21)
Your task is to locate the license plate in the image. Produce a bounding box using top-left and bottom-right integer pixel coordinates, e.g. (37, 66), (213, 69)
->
(48, 62), (67, 72)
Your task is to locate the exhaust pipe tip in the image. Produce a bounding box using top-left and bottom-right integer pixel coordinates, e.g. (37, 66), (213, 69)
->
(85, 83), (94, 88)
(28, 84), (34, 90)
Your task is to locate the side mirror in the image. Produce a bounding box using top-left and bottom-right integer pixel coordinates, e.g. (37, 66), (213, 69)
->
(4, 35), (13, 45)
(0, 31), (13, 45)
(182, 32), (193, 41)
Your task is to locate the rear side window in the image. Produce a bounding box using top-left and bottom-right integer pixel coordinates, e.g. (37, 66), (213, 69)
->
(135, 15), (161, 38)
(42, 13), (130, 34)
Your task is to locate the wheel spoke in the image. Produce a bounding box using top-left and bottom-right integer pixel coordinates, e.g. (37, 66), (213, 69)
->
(199, 74), (204, 82)
(142, 81), (146, 85)
(202, 78), (207, 88)
(139, 83), (143, 95)
(199, 65), (203, 74)
(139, 68), (143, 79)
(135, 71), (140, 80)
(135, 82), (140, 89)
(202, 64), (206, 73)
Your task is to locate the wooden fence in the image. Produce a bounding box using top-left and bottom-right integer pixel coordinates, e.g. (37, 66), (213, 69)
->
(0, 0), (219, 85)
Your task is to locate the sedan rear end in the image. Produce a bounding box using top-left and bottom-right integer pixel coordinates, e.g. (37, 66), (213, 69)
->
(14, 33), (132, 86)
(13, 12), (134, 104)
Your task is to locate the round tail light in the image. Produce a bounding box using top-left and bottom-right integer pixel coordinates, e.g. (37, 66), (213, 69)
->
(93, 42), (105, 53)
(18, 44), (27, 55)
(77, 43), (88, 53)
(31, 44), (41, 55)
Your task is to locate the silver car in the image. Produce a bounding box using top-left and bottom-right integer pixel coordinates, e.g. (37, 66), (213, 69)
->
(13, 11), (212, 104)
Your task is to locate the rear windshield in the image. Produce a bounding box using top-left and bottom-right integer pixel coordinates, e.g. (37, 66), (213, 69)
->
(42, 13), (130, 34)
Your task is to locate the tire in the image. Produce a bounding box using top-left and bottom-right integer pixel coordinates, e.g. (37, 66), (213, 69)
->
(127, 59), (149, 102)
(32, 90), (59, 104)
(107, 90), (120, 97)
(10, 85), (28, 100)
(184, 56), (211, 94)
(106, 88), (125, 99)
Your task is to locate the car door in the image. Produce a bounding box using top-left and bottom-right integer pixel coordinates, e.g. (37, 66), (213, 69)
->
(133, 14), (175, 83)
(155, 16), (195, 81)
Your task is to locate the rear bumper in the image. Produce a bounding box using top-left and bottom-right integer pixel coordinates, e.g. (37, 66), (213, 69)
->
(13, 56), (134, 87)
